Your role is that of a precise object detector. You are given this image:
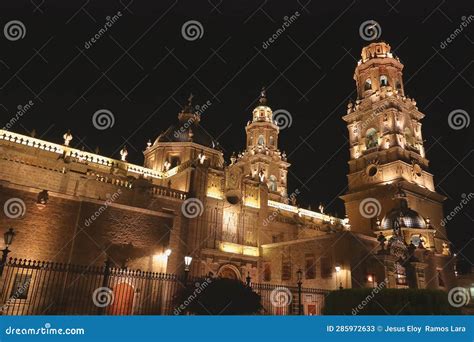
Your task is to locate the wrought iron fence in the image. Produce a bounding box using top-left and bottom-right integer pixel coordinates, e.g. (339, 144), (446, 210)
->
(0, 258), (328, 315)
(252, 283), (328, 315)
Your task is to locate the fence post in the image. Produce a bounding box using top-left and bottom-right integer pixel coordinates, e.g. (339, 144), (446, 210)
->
(0, 248), (11, 277)
(98, 258), (112, 315)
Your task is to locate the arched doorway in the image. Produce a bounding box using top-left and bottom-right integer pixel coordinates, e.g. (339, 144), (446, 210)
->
(108, 282), (135, 315)
(217, 264), (241, 280)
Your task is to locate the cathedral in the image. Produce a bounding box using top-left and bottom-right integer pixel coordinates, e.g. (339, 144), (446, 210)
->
(0, 42), (456, 309)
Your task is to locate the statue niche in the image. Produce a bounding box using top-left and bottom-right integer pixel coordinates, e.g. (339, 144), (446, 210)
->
(365, 128), (379, 149)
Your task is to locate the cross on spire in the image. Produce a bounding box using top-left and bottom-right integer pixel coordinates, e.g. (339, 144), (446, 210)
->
(259, 86), (267, 105)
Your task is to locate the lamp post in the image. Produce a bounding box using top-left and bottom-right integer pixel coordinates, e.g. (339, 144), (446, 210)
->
(184, 255), (193, 285)
(367, 274), (375, 288)
(0, 228), (15, 277)
(335, 264), (341, 290)
(296, 268), (303, 315)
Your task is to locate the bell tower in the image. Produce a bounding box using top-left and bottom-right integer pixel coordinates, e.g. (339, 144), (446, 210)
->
(233, 88), (290, 202)
(341, 42), (449, 256)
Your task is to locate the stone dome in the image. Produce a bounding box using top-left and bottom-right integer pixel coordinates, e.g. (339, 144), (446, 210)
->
(381, 204), (426, 230)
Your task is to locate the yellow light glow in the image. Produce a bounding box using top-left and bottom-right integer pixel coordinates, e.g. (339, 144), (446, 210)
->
(206, 190), (223, 199)
(242, 246), (259, 256)
(220, 242), (242, 254)
(244, 198), (260, 209)
(268, 200), (341, 224)
(268, 200), (298, 213)
(219, 242), (259, 257)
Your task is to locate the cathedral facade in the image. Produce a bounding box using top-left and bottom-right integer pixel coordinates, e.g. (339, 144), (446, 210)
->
(0, 42), (456, 305)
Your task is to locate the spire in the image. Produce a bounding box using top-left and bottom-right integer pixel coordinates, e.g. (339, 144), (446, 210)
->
(259, 86), (268, 106)
(184, 93), (194, 111)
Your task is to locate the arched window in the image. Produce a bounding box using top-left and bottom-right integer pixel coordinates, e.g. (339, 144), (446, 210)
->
(169, 155), (181, 168)
(258, 135), (265, 146)
(380, 75), (388, 87)
(396, 81), (402, 90)
(269, 136), (274, 146)
(365, 128), (378, 149)
(268, 175), (278, 192)
(364, 78), (372, 91)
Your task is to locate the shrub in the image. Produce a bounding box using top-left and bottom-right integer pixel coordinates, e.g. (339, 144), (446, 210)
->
(323, 288), (461, 315)
(174, 277), (262, 315)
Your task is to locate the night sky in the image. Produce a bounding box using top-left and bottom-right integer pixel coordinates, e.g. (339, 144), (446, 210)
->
(1, 1), (473, 267)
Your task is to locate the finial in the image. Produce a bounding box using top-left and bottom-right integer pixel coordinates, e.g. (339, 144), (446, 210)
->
(197, 151), (206, 164)
(146, 139), (152, 148)
(187, 93), (194, 107)
(63, 130), (73, 146)
(120, 146), (128, 161)
(259, 86), (267, 105)
(318, 203), (325, 214)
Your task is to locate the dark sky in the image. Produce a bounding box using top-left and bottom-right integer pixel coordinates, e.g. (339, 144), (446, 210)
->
(1, 0), (473, 266)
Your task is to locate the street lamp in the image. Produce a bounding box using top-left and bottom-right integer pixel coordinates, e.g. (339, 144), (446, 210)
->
(184, 255), (193, 285)
(246, 272), (251, 287)
(0, 228), (15, 276)
(296, 268), (303, 315)
(335, 264), (342, 290)
(367, 274), (375, 288)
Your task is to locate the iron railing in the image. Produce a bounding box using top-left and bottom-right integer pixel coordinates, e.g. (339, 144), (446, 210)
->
(0, 258), (328, 315)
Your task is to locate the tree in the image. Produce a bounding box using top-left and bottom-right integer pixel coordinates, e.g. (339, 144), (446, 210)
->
(174, 277), (262, 315)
